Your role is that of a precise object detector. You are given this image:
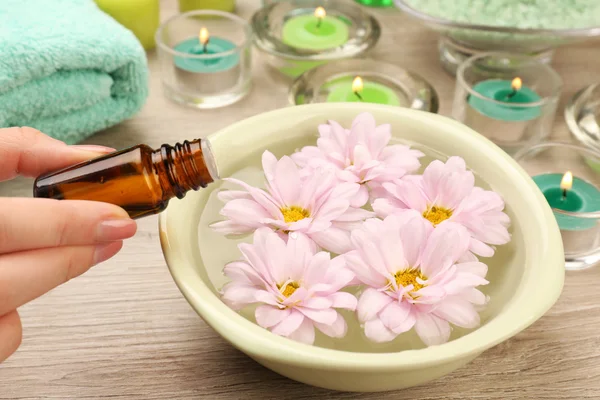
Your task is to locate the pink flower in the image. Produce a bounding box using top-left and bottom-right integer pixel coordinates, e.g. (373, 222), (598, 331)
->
(372, 156), (510, 259)
(211, 151), (373, 254)
(292, 112), (424, 207)
(345, 212), (489, 346)
(221, 228), (357, 345)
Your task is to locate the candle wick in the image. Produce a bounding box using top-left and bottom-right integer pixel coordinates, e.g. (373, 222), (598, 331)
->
(203, 40), (209, 54)
(562, 188), (567, 201)
(506, 89), (517, 100)
(316, 18), (322, 28)
(354, 91), (363, 102)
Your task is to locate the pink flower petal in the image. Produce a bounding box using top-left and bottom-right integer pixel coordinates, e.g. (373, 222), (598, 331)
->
(283, 287), (309, 306)
(287, 318), (316, 344)
(420, 222), (470, 277)
(254, 290), (282, 306)
(217, 189), (252, 202)
(255, 305), (291, 328)
(274, 156), (301, 206)
(303, 252), (331, 288)
(391, 309), (417, 334)
(223, 261), (267, 287)
(301, 296), (333, 310)
(221, 283), (261, 309)
(462, 288), (488, 305)
(455, 261), (488, 277)
(210, 220), (252, 235)
(334, 206), (373, 222)
(350, 185), (370, 208)
(414, 312), (451, 346)
(364, 318), (398, 343)
(297, 307), (338, 324)
(287, 217), (313, 232)
(368, 124), (392, 157)
(271, 309), (305, 337)
(344, 252), (389, 288)
(265, 231), (289, 283)
(311, 227), (352, 254)
(261, 151), (284, 204)
(395, 212), (431, 267)
(327, 292), (358, 310)
(313, 199), (350, 221)
(357, 288), (394, 323)
(393, 178), (428, 213)
(352, 144), (372, 169)
(469, 238), (495, 257)
(314, 312), (348, 338)
(433, 297), (480, 329)
(379, 301), (412, 331)
(220, 198), (272, 224)
(371, 197), (402, 219)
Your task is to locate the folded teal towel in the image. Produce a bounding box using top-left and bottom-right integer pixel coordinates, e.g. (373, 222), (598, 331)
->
(0, 0), (148, 144)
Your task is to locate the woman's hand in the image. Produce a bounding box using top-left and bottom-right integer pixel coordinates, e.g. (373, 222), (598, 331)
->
(0, 127), (137, 362)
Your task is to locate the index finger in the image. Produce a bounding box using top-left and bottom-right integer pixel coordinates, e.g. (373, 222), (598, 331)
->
(0, 127), (115, 182)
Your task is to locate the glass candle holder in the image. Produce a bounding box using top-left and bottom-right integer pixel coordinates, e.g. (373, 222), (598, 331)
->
(565, 83), (600, 173)
(514, 142), (600, 270)
(289, 58), (439, 112)
(452, 53), (562, 155)
(155, 10), (252, 109)
(252, 0), (381, 78)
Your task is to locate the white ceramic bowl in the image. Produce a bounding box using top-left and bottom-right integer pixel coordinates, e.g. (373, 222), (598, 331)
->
(159, 104), (564, 392)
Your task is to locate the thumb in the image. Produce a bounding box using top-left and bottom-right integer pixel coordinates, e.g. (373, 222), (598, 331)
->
(0, 127), (115, 181)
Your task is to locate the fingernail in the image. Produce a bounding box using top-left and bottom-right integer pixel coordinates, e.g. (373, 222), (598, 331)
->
(93, 241), (124, 266)
(71, 144), (116, 154)
(96, 219), (137, 242)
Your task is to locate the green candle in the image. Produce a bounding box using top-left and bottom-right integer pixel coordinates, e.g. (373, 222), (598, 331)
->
(179, 0), (235, 12)
(173, 28), (239, 73)
(326, 76), (401, 105)
(354, 0), (394, 7)
(468, 78), (542, 122)
(281, 7), (349, 51)
(94, 0), (159, 50)
(533, 172), (600, 231)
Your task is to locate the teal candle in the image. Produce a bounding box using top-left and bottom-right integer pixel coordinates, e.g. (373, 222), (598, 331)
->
(326, 77), (401, 106)
(468, 79), (542, 121)
(174, 31), (239, 73)
(281, 7), (349, 51)
(533, 173), (600, 231)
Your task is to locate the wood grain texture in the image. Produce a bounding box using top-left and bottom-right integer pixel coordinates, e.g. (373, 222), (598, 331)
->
(1, 0), (600, 398)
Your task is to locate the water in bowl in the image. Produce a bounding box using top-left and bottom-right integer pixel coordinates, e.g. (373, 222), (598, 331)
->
(196, 137), (523, 353)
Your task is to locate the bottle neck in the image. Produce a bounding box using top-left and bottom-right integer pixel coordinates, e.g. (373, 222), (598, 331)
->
(151, 139), (218, 199)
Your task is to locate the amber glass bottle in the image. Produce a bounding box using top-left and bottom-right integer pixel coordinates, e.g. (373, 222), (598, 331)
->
(33, 139), (217, 219)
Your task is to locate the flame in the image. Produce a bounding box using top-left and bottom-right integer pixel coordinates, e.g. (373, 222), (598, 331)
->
(314, 6), (326, 19)
(352, 76), (363, 94)
(199, 27), (210, 45)
(511, 77), (522, 91)
(560, 171), (573, 191)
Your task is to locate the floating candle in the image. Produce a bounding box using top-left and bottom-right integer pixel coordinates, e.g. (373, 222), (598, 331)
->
(468, 77), (542, 121)
(281, 7), (350, 51)
(173, 27), (239, 73)
(533, 171), (600, 231)
(326, 76), (401, 105)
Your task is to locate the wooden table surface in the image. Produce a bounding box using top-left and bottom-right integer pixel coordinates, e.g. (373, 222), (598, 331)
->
(2, 1), (600, 399)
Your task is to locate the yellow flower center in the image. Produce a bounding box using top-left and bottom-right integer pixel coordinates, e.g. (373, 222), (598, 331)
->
(394, 269), (426, 294)
(423, 205), (453, 226)
(281, 206), (310, 224)
(278, 281), (299, 298)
